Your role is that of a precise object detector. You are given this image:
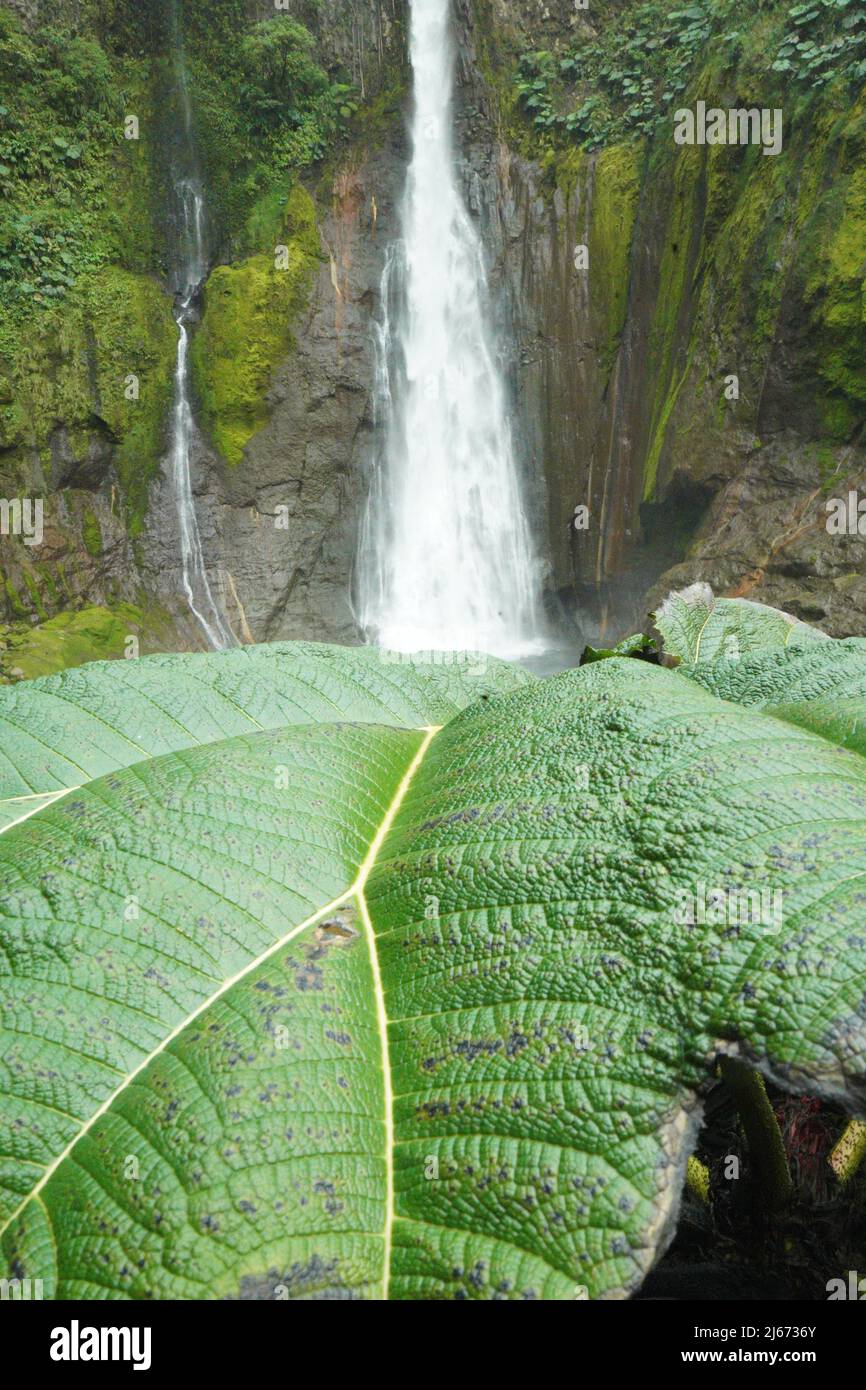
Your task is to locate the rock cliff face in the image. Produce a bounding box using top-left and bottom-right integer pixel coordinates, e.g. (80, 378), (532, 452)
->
(0, 0), (410, 661)
(133, 0), (410, 645)
(2, 0), (865, 676)
(145, 33), (407, 643)
(142, 142), (407, 645)
(449, 0), (866, 641)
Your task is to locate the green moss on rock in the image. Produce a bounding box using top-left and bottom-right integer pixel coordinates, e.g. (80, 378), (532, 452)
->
(3, 577), (28, 619)
(22, 570), (48, 621)
(804, 123), (866, 410)
(5, 266), (176, 532)
(0, 601), (174, 682)
(81, 507), (103, 557)
(589, 144), (641, 373)
(642, 144), (704, 500)
(191, 184), (321, 467)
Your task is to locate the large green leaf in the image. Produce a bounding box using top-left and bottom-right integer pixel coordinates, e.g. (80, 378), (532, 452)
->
(2, 646), (865, 1300)
(676, 632), (866, 757)
(657, 586), (866, 757)
(655, 582), (828, 663)
(0, 642), (531, 832)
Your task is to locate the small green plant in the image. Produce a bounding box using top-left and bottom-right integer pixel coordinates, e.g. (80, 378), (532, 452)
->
(771, 0), (866, 87)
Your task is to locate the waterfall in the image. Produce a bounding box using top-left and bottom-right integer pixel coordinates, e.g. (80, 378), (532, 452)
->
(356, 0), (544, 658)
(165, 12), (233, 650)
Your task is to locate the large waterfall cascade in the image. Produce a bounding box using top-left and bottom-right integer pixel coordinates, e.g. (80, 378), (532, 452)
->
(165, 18), (234, 650)
(356, 0), (545, 658)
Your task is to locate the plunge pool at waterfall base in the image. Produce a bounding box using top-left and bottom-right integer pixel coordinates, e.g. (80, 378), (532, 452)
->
(517, 643), (584, 677)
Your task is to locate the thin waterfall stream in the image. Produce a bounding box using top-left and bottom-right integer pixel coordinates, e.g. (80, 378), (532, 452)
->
(356, 0), (545, 659)
(165, 8), (233, 650)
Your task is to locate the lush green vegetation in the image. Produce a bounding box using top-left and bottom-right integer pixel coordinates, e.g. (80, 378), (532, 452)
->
(180, 11), (357, 254)
(238, 16), (357, 141)
(0, 1), (357, 437)
(0, 3), (175, 556)
(0, 9), (153, 324)
(514, 0), (866, 150)
(0, 0), (361, 637)
(516, 2), (718, 147)
(773, 0), (866, 85)
(0, 5), (355, 327)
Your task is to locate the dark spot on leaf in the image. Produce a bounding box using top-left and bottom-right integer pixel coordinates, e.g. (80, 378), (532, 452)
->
(315, 906), (360, 947)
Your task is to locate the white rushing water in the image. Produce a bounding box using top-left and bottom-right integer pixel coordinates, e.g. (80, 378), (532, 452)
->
(357, 0), (544, 658)
(166, 32), (233, 650)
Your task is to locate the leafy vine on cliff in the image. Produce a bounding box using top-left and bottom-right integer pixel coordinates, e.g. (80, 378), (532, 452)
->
(514, 0), (866, 152)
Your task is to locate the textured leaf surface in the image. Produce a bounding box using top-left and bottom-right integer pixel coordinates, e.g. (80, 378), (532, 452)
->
(655, 583), (828, 664)
(371, 661), (866, 1298)
(679, 639), (866, 756)
(2, 653), (866, 1300)
(0, 643), (530, 832)
(0, 718), (431, 1300)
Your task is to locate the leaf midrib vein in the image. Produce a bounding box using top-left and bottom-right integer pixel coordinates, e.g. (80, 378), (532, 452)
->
(353, 727), (439, 1299)
(0, 724), (441, 1302)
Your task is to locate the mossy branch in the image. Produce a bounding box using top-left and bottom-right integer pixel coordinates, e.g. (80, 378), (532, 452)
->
(719, 1056), (793, 1212)
(829, 1119), (866, 1185)
(686, 1154), (710, 1206)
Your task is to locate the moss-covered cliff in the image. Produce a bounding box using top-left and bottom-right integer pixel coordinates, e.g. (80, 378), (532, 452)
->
(179, 1), (405, 475)
(146, 0), (408, 647)
(0, 0), (407, 672)
(190, 185), (321, 467)
(0, 0), (180, 666)
(461, 0), (866, 639)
